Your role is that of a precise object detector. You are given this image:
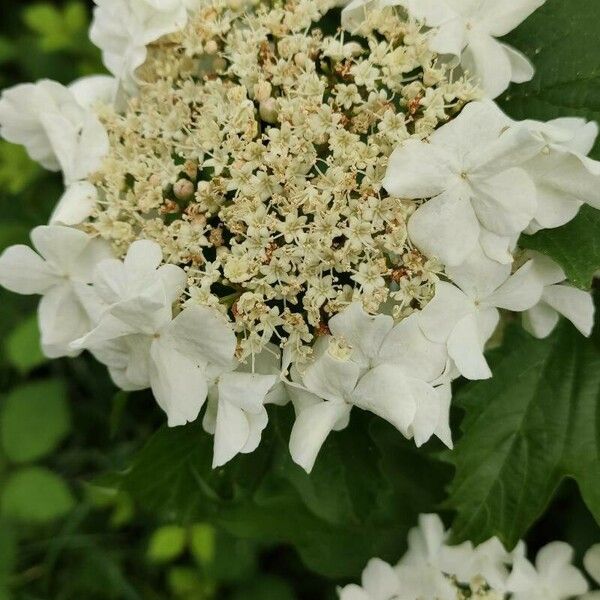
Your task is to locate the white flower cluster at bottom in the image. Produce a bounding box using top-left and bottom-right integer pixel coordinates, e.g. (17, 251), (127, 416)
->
(339, 514), (600, 600)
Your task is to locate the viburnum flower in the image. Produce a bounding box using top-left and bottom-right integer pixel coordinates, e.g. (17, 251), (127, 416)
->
(203, 345), (283, 467)
(383, 100), (542, 267)
(0, 225), (112, 358)
(521, 117), (600, 232)
(0, 0), (598, 472)
(521, 253), (594, 339)
(506, 542), (589, 600)
(289, 303), (452, 472)
(418, 248), (544, 380)
(399, 0), (546, 99)
(72, 240), (237, 426)
(0, 79), (109, 185)
(338, 558), (401, 600)
(340, 513), (596, 600)
(90, 0), (194, 96)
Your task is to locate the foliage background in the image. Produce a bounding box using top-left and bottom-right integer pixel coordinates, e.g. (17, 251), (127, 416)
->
(0, 1), (599, 599)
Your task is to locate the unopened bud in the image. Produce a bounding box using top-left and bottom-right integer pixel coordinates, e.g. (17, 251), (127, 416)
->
(204, 39), (218, 55)
(259, 98), (278, 123)
(173, 178), (195, 200)
(254, 80), (272, 102)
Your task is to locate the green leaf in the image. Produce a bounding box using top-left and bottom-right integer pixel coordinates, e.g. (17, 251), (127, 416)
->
(147, 525), (187, 563)
(500, 0), (600, 160)
(190, 524), (215, 565)
(1, 467), (75, 523)
(120, 409), (450, 578)
(230, 575), (295, 600)
(0, 142), (41, 195)
(5, 314), (47, 374)
(23, 3), (88, 52)
(520, 206), (600, 290)
(1, 379), (71, 463)
(445, 322), (600, 548)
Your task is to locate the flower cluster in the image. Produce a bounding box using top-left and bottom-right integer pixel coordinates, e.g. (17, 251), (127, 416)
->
(0, 0), (598, 473)
(339, 513), (600, 600)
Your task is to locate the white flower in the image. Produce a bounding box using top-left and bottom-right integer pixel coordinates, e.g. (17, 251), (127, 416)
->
(0, 225), (112, 358)
(583, 544), (600, 599)
(339, 558), (401, 600)
(506, 542), (589, 600)
(288, 303), (452, 472)
(203, 345), (284, 468)
(402, 0), (546, 98)
(396, 514), (472, 600)
(383, 100), (541, 266)
(90, 0), (191, 95)
(0, 79), (109, 185)
(72, 240), (237, 427)
(522, 253), (594, 339)
(419, 248), (544, 380)
(521, 117), (600, 232)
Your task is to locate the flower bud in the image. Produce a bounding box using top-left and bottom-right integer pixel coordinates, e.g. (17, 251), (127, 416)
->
(259, 98), (278, 123)
(173, 178), (195, 200)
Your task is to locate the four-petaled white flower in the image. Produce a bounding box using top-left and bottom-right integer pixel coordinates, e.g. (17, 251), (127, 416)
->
(288, 302), (452, 473)
(72, 240), (237, 427)
(90, 0), (193, 96)
(507, 542), (589, 600)
(0, 79), (109, 185)
(203, 345), (285, 468)
(401, 0), (546, 98)
(521, 117), (600, 232)
(339, 558), (401, 600)
(522, 252), (594, 339)
(419, 248), (544, 380)
(383, 100), (542, 267)
(0, 225), (112, 358)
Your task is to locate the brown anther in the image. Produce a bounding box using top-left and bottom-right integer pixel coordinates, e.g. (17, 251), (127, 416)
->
(390, 268), (408, 283)
(315, 321), (331, 336)
(209, 226), (224, 247)
(160, 199), (179, 214)
(408, 96), (423, 115)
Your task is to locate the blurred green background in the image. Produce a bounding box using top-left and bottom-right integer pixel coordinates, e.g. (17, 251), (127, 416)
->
(0, 2), (334, 598)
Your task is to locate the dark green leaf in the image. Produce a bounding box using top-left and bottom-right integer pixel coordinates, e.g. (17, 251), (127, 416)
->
(520, 206), (600, 290)
(445, 322), (600, 548)
(1, 467), (75, 523)
(1, 379), (71, 463)
(120, 409), (450, 578)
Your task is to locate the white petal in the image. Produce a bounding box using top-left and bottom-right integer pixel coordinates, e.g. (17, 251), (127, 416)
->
(338, 585), (371, 600)
(418, 281), (474, 343)
(542, 285), (594, 336)
(328, 302), (393, 366)
(402, 0), (458, 26)
(479, 229), (514, 264)
(472, 168), (537, 238)
(124, 239), (164, 273)
(352, 364), (419, 434)
(212, 397), (251, 467)
(433, 383), (453, 448)
(68, 75), (117, 109)
(536, 542), (589, 597)
(378, 313), (448, 382)
(362, 558), (400, 598)
(584, 544), (600, 586)
(430, 17), (467, 56)
(30, 225), (92, 275)
(486, 260), (544, 311)
(164, 305), (237, 370)
(0, 244), (58, 294)
(50, 181), (98, 226)
(383, 139), (454, 199)
(477, 0), (546, 37)
(501, 43), (535, 84)
(217, 372), (276, 414)
(447, 312), (495, 380)
(408, 188), (480, 266)
(462, 32), (513, 99)
(149, 335), (209, 427)
(522, 302), (560, 339)
(38, 283), (89, 358)
(446, 245), (512, 301)
(289, 400), (351, 473)
(303, 350), (361, 403)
